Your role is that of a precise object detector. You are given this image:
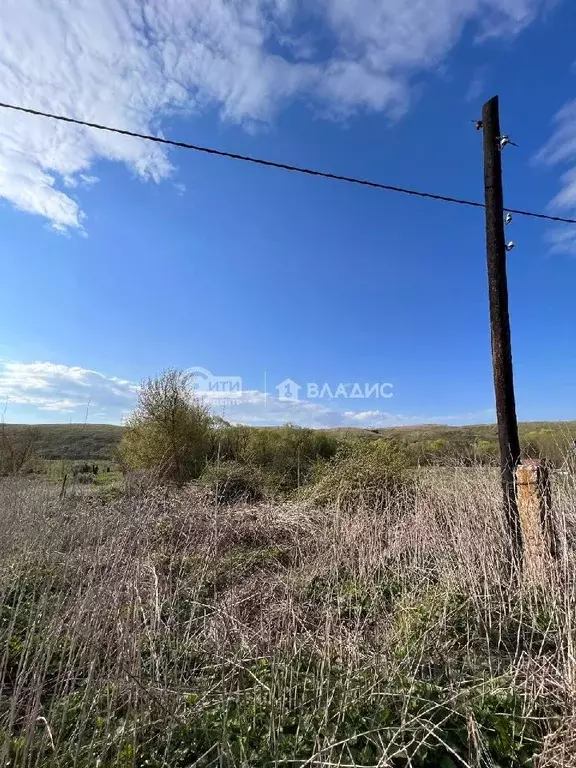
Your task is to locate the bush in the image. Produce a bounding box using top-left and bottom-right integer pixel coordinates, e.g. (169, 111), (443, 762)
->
(305, 438), (414, 511)
(119, 369), (214, 485)
(212, 424), (340, 493)
(199, 461), (265, 504)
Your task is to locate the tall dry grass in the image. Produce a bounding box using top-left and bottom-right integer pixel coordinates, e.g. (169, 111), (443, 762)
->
(1, 470), (576, 766)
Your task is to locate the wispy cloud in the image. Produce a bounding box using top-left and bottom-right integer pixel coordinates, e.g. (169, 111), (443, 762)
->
(465, 66), (490, 103)
(0, 0), (552, 231)
(537, 100), (576, 253)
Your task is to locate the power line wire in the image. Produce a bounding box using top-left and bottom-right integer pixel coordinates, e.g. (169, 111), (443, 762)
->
(1, 100), (574, 225)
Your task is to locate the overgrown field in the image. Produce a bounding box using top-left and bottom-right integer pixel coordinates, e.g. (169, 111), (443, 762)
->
(2, 470), (576, 767)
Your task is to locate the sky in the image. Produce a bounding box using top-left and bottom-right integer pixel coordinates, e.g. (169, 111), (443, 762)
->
(0, 0), (575, 428)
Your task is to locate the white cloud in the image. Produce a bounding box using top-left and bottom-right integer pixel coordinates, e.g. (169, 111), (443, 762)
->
(0, 360), (139, 415)
(206, 389), (383, 428)
(0, 0), (552, 231)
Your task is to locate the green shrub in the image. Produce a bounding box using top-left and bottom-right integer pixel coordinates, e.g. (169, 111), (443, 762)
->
(211, 424), (340, 493)
(305, 438), (414, 510)
(119, 369), (214, 485)
(199, 460), (265, 504)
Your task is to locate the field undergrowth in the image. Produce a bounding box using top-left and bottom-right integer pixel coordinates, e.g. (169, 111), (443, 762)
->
(1, 470), (576, 766)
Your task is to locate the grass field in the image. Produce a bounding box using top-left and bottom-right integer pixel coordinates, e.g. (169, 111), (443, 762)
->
(2, 469), (576, 766)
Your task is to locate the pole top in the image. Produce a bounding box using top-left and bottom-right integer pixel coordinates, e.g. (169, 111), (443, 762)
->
(482, 95), (500, 120)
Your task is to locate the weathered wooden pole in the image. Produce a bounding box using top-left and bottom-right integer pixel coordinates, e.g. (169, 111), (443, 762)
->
(516, 459), (557, 581)
(482, 95), (522, 564)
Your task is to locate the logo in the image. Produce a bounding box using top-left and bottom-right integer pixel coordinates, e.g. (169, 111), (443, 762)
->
(274, 378), (393, 401)
(276, 378), (302, 402)
(186, 366), (242, 403)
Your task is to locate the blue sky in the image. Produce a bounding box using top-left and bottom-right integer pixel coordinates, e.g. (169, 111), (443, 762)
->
(0, 0), (575, 428)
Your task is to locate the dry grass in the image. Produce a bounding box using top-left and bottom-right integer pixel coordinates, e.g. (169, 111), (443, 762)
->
(1, 470), (576, 766)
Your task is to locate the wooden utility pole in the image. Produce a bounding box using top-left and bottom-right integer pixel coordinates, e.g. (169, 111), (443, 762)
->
(482, 95), (522, 563)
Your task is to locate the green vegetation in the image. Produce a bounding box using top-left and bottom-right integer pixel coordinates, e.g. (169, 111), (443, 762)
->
(2, 419), (576, 470)
(118, 370), (341, 492)
(212, 423), (339, 493)
(119, 369), (214, 484)
(305, 437), (414, 510)
(384, 422), (576, 467)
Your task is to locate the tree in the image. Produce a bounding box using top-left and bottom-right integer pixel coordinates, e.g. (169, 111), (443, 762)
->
(119, 369), (213, 484)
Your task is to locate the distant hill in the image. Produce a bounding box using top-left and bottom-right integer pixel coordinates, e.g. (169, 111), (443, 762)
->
(2, 424), (124, 461)
(3, 420), (576, 462)
(330, 422), (576, 441)
(376, 422), (576, 442)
